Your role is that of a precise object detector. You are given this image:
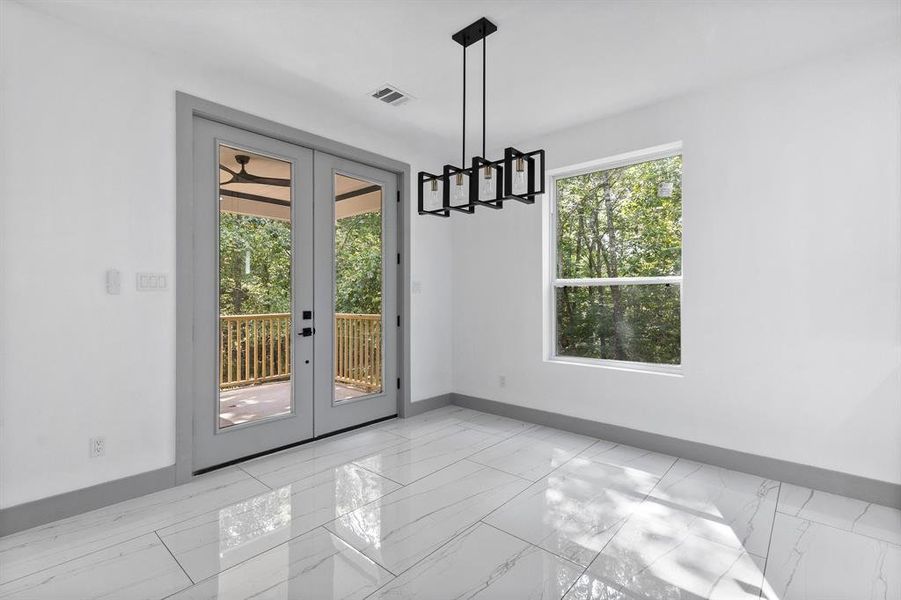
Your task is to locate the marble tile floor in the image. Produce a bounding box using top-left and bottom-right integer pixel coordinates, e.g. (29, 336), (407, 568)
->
(1, 405), (898, 599)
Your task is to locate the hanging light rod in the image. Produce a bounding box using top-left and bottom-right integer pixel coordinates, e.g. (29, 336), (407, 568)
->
(418, 17), (546, 218)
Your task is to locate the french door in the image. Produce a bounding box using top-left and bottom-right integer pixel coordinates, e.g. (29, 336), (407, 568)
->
(192, 118), (397, 472)
(313, 153), (398, 435)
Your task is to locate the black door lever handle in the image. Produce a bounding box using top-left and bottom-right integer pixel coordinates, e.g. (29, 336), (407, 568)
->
(299, 327), (315, 337)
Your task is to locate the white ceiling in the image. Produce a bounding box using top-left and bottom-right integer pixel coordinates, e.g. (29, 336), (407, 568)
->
(21, 0), (900, 157)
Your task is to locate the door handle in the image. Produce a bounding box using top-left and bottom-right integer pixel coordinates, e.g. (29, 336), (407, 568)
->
(299, 327), (316, 337)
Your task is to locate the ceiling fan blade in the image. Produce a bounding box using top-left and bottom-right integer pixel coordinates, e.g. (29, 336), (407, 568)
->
(236, 173), (291, 187)
(219, 164), (290, 187)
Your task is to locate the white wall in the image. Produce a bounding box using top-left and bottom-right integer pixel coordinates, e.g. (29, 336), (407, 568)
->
(0, 2), (453, 508)
(452, 39), (901, 485)
(2, 2), (898, 511)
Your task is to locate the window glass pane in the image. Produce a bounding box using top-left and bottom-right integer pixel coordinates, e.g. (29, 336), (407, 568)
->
(555, 284), (680, 364)
(218, 145), (293, 428)
(556, 155), (682, 279)
(334, 174), (383, 402)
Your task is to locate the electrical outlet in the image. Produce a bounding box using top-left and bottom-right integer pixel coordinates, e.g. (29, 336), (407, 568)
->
(89, 436), (105, 458)
(499, 375), (506, 388)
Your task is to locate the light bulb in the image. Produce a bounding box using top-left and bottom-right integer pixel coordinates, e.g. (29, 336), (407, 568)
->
(452, 173), (466, 204)
(513, 157), (527, 194)
(428, 179), (440, 209)
(480, 166), (495, 198)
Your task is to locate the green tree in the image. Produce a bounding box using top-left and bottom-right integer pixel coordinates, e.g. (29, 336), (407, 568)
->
(335, 212), (382, 314)
(556, 155), (682, 364)
(218, 210), (382, 316)
(219, 213), (292, 315)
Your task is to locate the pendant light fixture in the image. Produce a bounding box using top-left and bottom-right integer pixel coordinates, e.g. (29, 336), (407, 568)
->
(418, 18), (545, 217)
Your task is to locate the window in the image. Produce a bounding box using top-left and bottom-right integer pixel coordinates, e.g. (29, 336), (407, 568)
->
(550, 145), (682, 368)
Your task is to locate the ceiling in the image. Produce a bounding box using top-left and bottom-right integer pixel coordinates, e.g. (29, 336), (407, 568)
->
(22, 1), (900, 157)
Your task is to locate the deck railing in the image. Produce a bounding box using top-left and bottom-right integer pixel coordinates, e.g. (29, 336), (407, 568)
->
(219, 313), (291, 389)
(334, 313), (382, 392)
(219, 312), (381, 392)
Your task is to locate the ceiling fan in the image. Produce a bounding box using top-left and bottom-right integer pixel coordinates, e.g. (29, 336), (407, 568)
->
(217, 154), (380, 207)
(218, 154), (291, 207)
(220, 154), (290, 188)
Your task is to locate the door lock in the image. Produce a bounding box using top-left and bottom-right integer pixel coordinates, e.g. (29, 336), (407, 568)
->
(299, 327), (316, 337)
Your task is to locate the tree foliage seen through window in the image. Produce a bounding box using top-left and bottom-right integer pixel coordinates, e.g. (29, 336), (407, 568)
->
(334, 211), (382, 314)
(219, 213), (291, 316)
(555, 154), (682, 364)
(219, 211), (382, 316)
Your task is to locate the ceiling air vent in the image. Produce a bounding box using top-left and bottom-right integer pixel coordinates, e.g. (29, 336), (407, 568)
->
(371, 84), (412, 106)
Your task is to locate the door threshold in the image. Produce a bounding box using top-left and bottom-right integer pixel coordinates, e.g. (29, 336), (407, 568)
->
(193, 413), (398, 476)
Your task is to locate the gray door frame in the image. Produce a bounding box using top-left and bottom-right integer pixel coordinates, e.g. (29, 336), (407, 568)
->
(176, 92), (413, 485)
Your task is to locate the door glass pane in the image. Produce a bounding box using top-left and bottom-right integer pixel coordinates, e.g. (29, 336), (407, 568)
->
(334, 174), (383, 402)
(218, 145), (293, 428)
(555, 283), (681, 365)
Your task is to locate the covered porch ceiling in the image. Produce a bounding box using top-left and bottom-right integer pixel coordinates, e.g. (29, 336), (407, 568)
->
(218, 145), (381, 221)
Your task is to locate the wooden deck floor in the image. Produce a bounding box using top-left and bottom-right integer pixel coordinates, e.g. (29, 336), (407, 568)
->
(218, 381), (370, 428)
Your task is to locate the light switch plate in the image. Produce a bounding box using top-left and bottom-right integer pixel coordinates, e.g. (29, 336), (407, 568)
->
(106, 269), (121, 295)
(136, 272), (168, 292)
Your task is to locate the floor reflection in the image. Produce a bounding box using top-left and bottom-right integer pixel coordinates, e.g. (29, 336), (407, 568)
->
(202, 528), (391, 600)
(564, 461), (778, 599)
(539, 462), (655, 560)
(213, 462), (393, 561)
(486, 457), (659, 566)
(334, 458), (383, 550)
(218, 486), (292, 557)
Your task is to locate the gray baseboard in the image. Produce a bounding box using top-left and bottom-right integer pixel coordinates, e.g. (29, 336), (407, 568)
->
(4, 391), (895, 538)
(0, 397), (453, 537)
(451, 393), (901, 509)
(405, 392), (454, 417)
(0, 465), (175, 537)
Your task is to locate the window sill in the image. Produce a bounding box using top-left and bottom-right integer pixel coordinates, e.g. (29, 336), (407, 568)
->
(545, 355), (684, 377)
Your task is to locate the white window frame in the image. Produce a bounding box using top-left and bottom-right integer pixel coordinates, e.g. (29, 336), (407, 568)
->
(544, 142), (683, 375)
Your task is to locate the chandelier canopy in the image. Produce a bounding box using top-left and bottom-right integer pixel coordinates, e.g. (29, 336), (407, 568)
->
(418, 18), (546, 218)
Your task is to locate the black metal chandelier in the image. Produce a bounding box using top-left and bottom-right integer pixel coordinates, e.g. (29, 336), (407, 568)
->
(418, 18), (545, 218)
